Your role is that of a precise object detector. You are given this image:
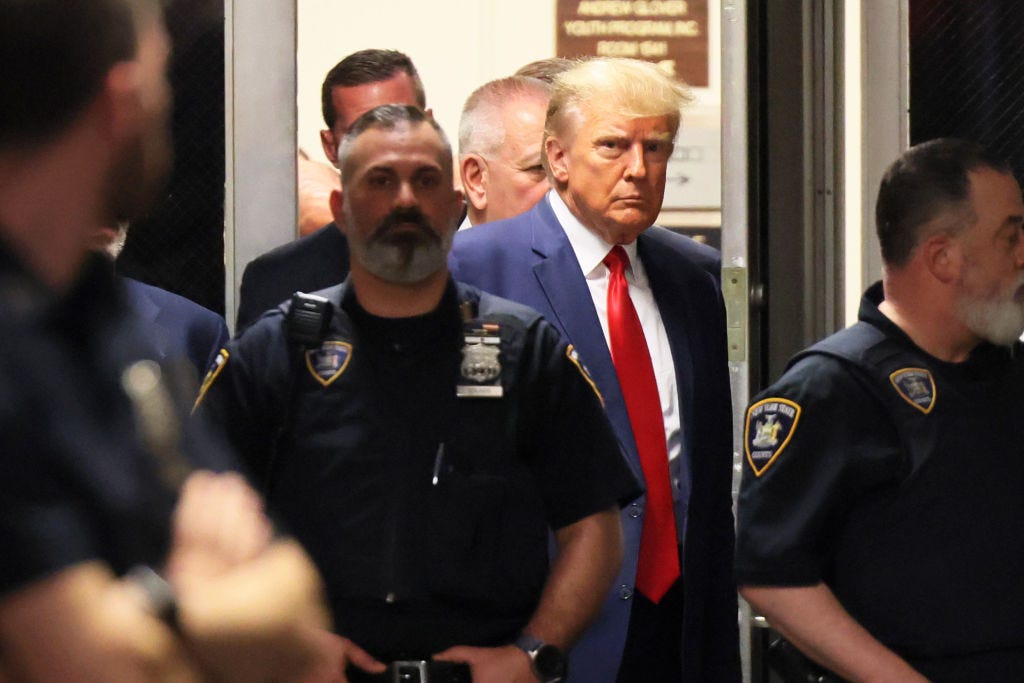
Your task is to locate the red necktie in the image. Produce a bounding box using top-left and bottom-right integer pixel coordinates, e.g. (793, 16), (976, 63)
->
(604, 245), (680, 603)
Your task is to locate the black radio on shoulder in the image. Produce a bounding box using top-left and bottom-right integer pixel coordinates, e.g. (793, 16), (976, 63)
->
(286, 292), (333, 347)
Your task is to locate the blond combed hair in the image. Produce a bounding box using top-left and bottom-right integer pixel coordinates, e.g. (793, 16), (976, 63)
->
(545, 57), (693, 143)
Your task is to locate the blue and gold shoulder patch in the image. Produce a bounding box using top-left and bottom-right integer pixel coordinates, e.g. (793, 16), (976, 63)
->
(305, 340), (352, 387)
(889, 367), (935, 414)
(745, 398), (802, 477)
(566, 344), (603, 406)
(192, 348), (229, 413)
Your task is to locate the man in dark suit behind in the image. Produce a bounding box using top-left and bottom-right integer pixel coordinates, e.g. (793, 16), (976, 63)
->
(122, 277), (228, 376)
(235, 49), (427, 331)
(94, 224), (229, 377)
(449, 57), (740, 682)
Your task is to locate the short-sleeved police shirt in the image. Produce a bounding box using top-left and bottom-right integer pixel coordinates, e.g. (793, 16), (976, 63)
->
(0, 247), (233, 596)
(736, 282), (1024, 678)
(199, 279), (640, 659)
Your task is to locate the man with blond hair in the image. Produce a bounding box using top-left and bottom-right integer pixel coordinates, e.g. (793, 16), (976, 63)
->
(450, 58), (740, 682)
(458, 76), (552, 228)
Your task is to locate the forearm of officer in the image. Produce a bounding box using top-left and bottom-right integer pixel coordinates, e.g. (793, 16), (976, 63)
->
(433, 506), (623, 682)
(525, 505), (624, 648)
(740, 583), (929, 683)
(165, 471), (334, 682)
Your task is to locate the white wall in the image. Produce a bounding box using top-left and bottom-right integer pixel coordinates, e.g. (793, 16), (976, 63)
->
(296, 0), (723, 223)
(297, 0), (556, 165)
(225, 0), (296, 329)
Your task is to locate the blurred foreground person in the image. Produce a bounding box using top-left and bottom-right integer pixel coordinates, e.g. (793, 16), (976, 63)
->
(0, 1), (333, 680)
(737, 138), (1024, 681)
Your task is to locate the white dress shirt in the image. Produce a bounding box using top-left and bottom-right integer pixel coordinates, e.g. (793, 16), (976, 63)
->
(548, 191), (682, 467)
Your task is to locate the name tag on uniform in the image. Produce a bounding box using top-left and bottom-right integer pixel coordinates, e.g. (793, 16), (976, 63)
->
(457, 323), (503, 398)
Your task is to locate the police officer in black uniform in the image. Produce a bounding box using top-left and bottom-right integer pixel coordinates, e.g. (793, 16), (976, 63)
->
(197, 104), (640, 683)
(0, 1), (331, 680)
(736, 138), (1024, 681)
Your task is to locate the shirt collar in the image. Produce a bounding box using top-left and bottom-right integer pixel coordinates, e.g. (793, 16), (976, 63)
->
(547, 190), (647, 284)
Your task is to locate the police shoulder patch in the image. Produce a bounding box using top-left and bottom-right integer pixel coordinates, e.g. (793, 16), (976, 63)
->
(889, 367), (936, 414)
(305, 340), (352, 387)
(566, 344), (603, 406)
(192, 348), (229, 413)
(745, 397), (802, 477)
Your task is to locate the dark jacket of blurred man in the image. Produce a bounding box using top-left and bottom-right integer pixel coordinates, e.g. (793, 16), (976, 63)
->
(0, 2), (335, 680)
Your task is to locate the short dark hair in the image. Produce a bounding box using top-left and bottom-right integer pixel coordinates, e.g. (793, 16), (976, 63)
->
(320, 49), (426, 130)
(336, 104), (450, 184)
(876, 138), (1013, 266)
(0, 0), (142, 150)
(513, 57), (574, 84)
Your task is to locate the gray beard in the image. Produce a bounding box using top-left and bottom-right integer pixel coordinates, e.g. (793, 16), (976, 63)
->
(955, 284), (1024, 346)
(356, 230), (452, 285)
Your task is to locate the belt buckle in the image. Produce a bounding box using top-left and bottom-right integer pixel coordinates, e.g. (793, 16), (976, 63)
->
(392, 659), (430, 683)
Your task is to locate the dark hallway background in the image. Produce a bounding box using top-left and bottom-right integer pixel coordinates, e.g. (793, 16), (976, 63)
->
(910, 0), (1024, 181)
(117, 0), (226, 315)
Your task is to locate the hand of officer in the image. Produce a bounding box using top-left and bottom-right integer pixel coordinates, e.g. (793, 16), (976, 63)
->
(433, 644), (537, 683)
(298, 631), (386, 683)
(165, 470), (274, 585)
(159, 471), (338, 682)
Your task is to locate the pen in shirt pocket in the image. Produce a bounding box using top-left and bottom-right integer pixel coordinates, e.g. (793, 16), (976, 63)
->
(431, 443), (445, 486)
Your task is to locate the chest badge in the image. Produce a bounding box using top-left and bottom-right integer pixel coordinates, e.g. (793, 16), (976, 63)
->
(457, 323), (503, 398)
(305, 340), (352, 387)
(745, 398), (802, 477)
(889, 367), (936, 414)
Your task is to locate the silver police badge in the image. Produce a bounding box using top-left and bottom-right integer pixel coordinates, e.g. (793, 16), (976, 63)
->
(457, 340), (503, 398)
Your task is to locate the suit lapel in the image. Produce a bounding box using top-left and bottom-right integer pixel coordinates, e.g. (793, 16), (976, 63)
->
(529, 202), (641, 472)
(124, 280), (171, 360)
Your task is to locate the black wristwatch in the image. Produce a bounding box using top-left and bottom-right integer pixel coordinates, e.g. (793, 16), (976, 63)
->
(514, 633), (568, 683)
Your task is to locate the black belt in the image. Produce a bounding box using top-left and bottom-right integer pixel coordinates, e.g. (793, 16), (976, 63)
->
(346, 660), (472, 683)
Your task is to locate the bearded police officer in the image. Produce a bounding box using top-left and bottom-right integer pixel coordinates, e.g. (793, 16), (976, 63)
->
(737, 138), (1024, 681)
(197, 105), (640, 683)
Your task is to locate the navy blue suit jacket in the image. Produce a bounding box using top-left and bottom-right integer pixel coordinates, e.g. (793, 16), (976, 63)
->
(123, 278), (229, 379)
(236, 222), (350, 331)
(449, 197), (740, 681)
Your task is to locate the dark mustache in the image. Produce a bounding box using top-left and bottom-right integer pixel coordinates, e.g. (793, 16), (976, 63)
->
(375, 207), (433, 235)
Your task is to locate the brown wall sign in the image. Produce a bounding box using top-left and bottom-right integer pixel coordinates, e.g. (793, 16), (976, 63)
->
(556, 0), (709, 87)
